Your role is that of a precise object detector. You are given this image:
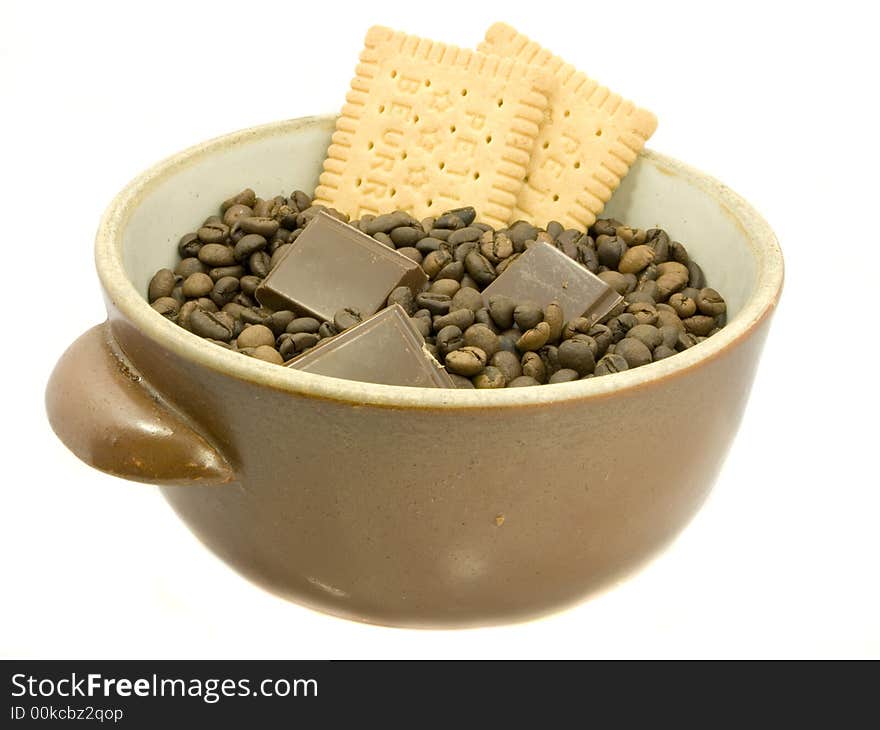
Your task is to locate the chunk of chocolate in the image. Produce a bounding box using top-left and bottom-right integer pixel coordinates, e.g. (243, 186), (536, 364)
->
(286, 305), (454, 388)
(481, 241), (622, 325)
(256, 211), (427, 321)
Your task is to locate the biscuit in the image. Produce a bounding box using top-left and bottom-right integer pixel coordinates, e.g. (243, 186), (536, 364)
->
(314, 26), (552, 228)
(479, 22), (658, 228)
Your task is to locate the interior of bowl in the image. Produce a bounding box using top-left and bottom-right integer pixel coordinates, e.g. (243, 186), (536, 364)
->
(99, 115), (782, 408)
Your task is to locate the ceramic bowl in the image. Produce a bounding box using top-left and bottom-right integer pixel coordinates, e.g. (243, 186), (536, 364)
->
(46, 115), (783, 627)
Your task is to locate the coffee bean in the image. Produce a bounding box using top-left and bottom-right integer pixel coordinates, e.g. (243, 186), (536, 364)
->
(653, 345), (676, 361)
(389, 226), (425, 246)
(189, 309), (234, 341)
(676, 331), (699, 351)
(208, 265), (246, 282)
(513, 302), (543, 330)
(627, 324), (663, 350)
(238, 216), (279, 237)
(223, 203), (253, 228)
(618, 244), (655, 274)
(658, 325), (680, 349)
(365, 211), (412, 234)
(463, 324), (500, 358)
(615, 337), (653, 368)
(222, 188), (257, 211)
(174, 257), (205, 278)
(150, 297), (180, 319)
(387, 286), (416, 315)
(181, 272), (213, 298)
(496, 331), (520, 354)
(265, 311), (296, 336)
(436, 325), (465, 357)
(464, 251), (497, 287)
(445, 346), (487, 376)
(240, 308), (267, 326)
(516, 321), (551, 351)
(520, 351), (546, 383)
(625, 291), (656, 305)
(627, 301), (658, 325)
(557, 338), (596, 375)
(594, 353), (629, 376)
(198, 243), (235, 267)
(333, 307), (363, 331)
(542, 301), (565, 341)
(429, 278), (461, 298)
(210, 276), (240, 307)
(249, 345), (284, 364)
(433, 213), (465, 231)
(508, 221), (539, 248)
(473, 366), (507, 389)
(656, 308), (685, 331)
(668, 292), (697, 318)
(548, 368), (579, 383)
(445, 207), (476, 226)
(433, 308), (474, 331)
(148, 269), (177, 302)
(197, 221), (229, 244)
(487, 295), (516, 330)
(410, 314), (432, 339)
(247, 251), (271, 278)
(509, 375), (540, 387)
(278, 332), (320, 359)
(490, 350), (522, 382)
(448, 227), (483, 246)
(415, 292), (452, 316)
(237, 324), (275, 349)
(597, 235), (626, 269)
(687, 261), (706, 289)
(479, 232), (514, 262)
(286, 317), (321, 335)
(422, 249), (453, 279)
(233, 233), (268, 262)
(598, 270), (629, 295)
(683, 315), (716, 336)
(696, 287), (726, 316)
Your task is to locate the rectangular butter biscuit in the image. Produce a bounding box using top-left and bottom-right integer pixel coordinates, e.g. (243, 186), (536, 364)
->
(479, 22), (658, 229)
(314, 26), (552, 228)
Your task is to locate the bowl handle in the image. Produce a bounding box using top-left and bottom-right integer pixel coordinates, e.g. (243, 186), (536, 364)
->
(46, 321), (235, 487)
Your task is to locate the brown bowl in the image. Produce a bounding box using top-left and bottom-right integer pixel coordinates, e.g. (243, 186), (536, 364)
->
(46, 115), (783, 627)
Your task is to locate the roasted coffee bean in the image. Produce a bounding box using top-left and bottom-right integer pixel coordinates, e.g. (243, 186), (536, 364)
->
(594, 353), (629, 376)
(150, 297), (180, 319)
(597, 270), (629, 295)
(373, 231), (394, 248)
(521, 351), (546, 383)
(542, 301), (564, 341)
(249, 345), (284, 364)
(416, 292), (452, 316)
(549, 368), (579, 384)
(222, 188), (257, 211)
(473, 366), (506, 389)
(240, 307), (267, 325)
(445, 207), (476, 226)
(393, 247), (421, 265)
(507, 221), (539, 248)
(433, 308), (475, 331)
(264, 311), (296, 336)
(211, 276), (240, 307)
(448, 227), (483, 246)
(597, 235), (626, 269)
(189, 309), (234, 341)
(198, 243), (236, 267)
(615, 337), (653, 368)
(463, 324), (500, 358)
(178, 233), (202, 258)
(286, 317), (321, 335)
(656, 272), (688, 300)
(423, 249), (453, 278)
(416, 237), (446, 256)
(233, 233), (268, 262)
(453, 240), (477, 263)
(445, 346), (487, 376)
(509, 375), (540, 387)
(238, 216), (279, 237)
(627, 324), (663, 350)
(676, 331), (699, 351)
(446, 373), (473, 389)
(491, 350), (522, 382)
(496, 331), (520, 354)
(687, 261), (706, 289)
(208, 265), (246, 282)
(237, 324), (275, 349)
(365, 211), (412, 234)
(464, 251), (497, 286)
(561, 317), (591, 340)
(658, 325), (680, 349)
(410, 314), (432, 339)
(637, 279), (661, 302)
(488, 295), (516, 330)
(696, 287), (726, 316)
(431, 260), (461, 282)
(429, 279), (461, 297)
(333, 307), (363, 331)
(148, 269), (177, 302)
(625, 290), (656, 305)
(387, 286), (416, 315)
(668, 292), (697, 318)
(174, 257), (205, 279)
(436, 325), (465, 357)
(653, 345), (676, 360)
(240, 275), (261, 297)
(618, 244), (655, 274)
(683, 315), (716, 336)
(433, 213), (465, 230)
(223, 203), (253, 227)
(248, 250), (271, 278)
(177, 300), (202, 330)
(516, 321), (551, 352)
(558, 338), (596, 375)
(479, 232), (514, 263)
(389, 226), (425, 246)
(627, 301), (658, 325)
(269, 245), (291, 270)
(513, 302), (543, 331)
(197, 221), (229, 244)
(182, 272), (213, 298)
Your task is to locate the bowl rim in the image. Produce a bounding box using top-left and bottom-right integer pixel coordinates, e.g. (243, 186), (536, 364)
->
(96, 114), (784, 410)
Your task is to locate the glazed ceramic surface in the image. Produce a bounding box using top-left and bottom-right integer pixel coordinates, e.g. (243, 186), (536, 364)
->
(46, 116), (783, 626)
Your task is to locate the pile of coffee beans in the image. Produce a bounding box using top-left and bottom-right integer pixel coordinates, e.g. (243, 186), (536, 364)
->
(147, 188), (727, 387)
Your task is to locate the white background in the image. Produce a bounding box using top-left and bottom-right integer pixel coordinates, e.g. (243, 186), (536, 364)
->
(1, 0), (877, 659)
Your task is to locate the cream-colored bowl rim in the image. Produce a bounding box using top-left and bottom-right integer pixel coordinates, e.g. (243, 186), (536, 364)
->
(96, 115), (784, 410)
